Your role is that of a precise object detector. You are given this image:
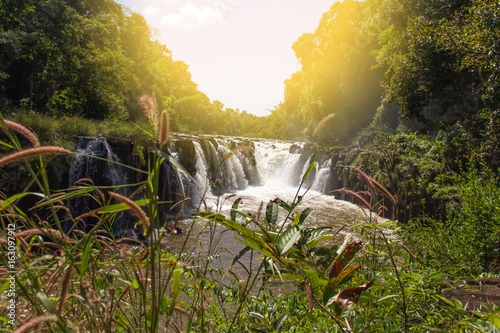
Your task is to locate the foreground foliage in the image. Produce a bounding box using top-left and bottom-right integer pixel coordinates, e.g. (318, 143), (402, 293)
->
(1, 118), (500, 332)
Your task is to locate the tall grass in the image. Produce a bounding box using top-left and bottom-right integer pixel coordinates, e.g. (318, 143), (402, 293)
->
(1, 109), (499, 333)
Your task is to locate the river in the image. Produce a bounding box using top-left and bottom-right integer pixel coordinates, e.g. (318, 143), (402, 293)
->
(156, 134), (366, 280)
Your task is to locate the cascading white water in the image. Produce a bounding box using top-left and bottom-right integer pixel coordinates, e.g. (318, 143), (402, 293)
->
(164, 135), (366, 274)
(65, 134), (365, 246)
(67, 137), (135, 236)
(69, 137), (122, 187)
(166, 135), (336, 201)
(192, 141), (209, 188)
(313, 159), (333, 193)
(252, 140), (305, 185)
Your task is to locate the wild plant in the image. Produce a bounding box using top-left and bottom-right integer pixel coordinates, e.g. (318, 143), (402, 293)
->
(0, 99), (191, 332)
(198, 156), (374, 333)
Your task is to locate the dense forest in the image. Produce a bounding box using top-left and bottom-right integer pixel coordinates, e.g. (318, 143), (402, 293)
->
(1, 0), (498, 148)
(0, 0), (264, 136)
(269, 0), (499, 146)
(1, 0), (499, 225)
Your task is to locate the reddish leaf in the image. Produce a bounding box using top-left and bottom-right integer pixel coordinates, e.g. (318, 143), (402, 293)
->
(329, 241), (362, 279)
(335, 281), (374, 309)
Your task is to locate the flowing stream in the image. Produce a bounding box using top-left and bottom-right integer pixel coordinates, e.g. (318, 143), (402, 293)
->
(69, 135), (367, 278)
(157, 134), (366, 281)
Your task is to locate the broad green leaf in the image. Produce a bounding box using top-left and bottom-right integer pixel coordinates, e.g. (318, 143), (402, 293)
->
(488, 312), (500, 328)
(304, 269), (321, 293)
(132, 278), (140, 290)
(160, 295), (170, 315)
(275, 198), (291, 212)
(266, 201), (279, 225)
(276, 225), (301, 255)
(200, 212), (280, 262)
(304, 227), (334, 249)
(0, 282), (10, 295)
(299, 208), (314, 225)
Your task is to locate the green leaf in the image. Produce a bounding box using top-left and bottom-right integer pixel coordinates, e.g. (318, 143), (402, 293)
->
(37, 292), (58, 315)
(230, 198), (244, 223)
(273, 313), (288, 330)
(0, 282), (10, 296)
(247, 312), (266, 321)
(97, 199), (150, 214)
(132, 278), (140, 290)
(266, 201), (279, 225)
(276, 225), (301, 255)
(304, 269), (321, 293)
(165, 266), (182, 327)
(1, 192), (44, 211)
(231, 246), (252, 267)
(279, 274), (304, 283)
(488, 312), (500, 328)
(159, 295), (170, 315)
(79, 238), (92, 278)
(299, 208), (314, 225)
(275, 198), (292, 212)
(302, 162), (317, 181)
(304, 227), (333, 249)
(34, 188), (95, 209)
(200, 212), (281, 262)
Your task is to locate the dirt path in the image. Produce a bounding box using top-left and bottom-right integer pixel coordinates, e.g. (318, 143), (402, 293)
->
(441, 278), (500, 311)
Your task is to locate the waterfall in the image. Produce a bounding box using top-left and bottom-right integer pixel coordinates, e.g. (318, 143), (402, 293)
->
(69, 137), (122, 187)
(165, 135), (332, 203)
(313, 159), (333, 193)
(67, 137), (137, 238)
(65, 134), (339, 237)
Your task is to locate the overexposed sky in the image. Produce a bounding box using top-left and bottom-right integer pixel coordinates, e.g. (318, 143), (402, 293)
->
(115, 0), (337, 116)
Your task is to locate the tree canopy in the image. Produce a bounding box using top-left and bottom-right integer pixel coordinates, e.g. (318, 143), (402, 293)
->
(1, 0), (499, 144)
(0, 0), (267, 136)
(266, 0), (499, 147)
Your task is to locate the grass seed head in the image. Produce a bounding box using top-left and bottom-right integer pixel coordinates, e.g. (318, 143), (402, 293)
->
(108, 191), (150, 235)
(0, 146), (69, 167)
(2, 119), (40, 147)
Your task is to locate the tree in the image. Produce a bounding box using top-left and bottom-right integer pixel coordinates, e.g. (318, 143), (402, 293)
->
(280, 0), (384, 144)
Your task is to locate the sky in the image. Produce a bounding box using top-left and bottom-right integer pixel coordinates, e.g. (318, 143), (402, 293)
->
(114, 0), (337, 116)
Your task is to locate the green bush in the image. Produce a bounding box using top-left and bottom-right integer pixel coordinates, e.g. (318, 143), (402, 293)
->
(405, 166), (500, 275)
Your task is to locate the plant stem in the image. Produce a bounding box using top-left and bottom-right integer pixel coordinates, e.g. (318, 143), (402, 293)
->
(378, 227), (408, 333)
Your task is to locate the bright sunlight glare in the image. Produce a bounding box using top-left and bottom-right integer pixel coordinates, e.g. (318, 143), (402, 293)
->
(114, 0), (338, 116)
